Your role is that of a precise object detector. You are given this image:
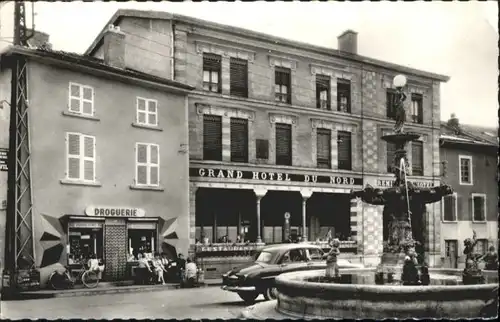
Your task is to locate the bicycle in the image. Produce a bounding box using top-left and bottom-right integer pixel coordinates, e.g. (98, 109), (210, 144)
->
(48, 263), (100, 290)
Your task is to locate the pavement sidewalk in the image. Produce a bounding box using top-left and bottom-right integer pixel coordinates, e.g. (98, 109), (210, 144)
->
(4, 278), (223, 301)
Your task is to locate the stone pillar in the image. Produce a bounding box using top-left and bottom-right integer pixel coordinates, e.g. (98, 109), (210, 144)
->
(221, 56), (230, 96)
(189, 184), (199, 247)
(254, 188), (268, 244)
(300, 189), (313, 241)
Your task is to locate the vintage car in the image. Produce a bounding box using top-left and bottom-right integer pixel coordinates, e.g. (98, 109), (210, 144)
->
(221, 243), (363, 303)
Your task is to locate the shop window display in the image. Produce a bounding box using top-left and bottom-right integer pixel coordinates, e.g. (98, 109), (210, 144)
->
(128, 229), (157, 261)
(68, 228), (103, 265)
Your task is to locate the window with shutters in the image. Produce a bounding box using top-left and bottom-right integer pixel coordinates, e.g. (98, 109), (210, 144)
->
(442, 193), (457, 222)
(230, 58), (248, 98)
(66, 132), (96, 182)
(471, 194), (486, 222)
(317, 128), (331, 168)
(68, 82), (94, 116)
(230, 118), (248, 163)
(275, 67), (291, 104)
(256, 139), (269, 160)
(386, 142), (397, 173)
(136, 97), (158, 126)
(203, 115), (223, 161)
(135, 143), (160, 186)
(411, 141), (423, 176)
(203, 53), (221, 93)
(459, 155), (472, 185)
(275, 123), (292, 166)
(386, 89), (397, 119)
(337, 131), (352, 170)
(411, 93), (423, 124)
(337, 79), (351, 113)
(316, 75), (330, 110)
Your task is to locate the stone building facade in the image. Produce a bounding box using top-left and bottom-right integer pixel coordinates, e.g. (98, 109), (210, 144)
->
(87, 9), (449, 267)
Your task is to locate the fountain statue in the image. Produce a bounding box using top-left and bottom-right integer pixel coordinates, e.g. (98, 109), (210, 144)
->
(325, 238), (341, 281)
(350, 74), (453, 285)
(462, 230), (485, 285)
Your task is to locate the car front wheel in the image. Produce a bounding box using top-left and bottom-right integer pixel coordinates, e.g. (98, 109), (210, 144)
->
(238, 291), (258, 304)
(263, 286), (278, 301)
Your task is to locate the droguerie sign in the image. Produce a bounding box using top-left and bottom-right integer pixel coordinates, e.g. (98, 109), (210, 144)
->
(85, 206), (146, 217)
(190, 168), (363, 186)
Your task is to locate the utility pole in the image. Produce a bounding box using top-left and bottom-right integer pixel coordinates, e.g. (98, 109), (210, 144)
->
(3, 1), (36, 295)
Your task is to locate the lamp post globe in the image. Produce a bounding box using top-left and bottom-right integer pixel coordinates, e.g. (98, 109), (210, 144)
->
(393, 74), (407, 89)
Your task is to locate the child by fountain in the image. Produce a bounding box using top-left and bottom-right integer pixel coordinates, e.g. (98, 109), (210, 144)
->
(401, 247), (420, 286)
(326, 238), (341, 282)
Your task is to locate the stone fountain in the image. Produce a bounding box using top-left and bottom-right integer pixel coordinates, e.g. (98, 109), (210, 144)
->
(349, 74), (454, 285)
(240, 75), (498, 320)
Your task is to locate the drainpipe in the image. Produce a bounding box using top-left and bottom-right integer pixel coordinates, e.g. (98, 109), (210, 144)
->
(171, 20), (175, 80)
(360, 65), (365, 264)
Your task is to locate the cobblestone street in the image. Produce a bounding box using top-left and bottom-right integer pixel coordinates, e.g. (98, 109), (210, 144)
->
(1, 287), (265, 319)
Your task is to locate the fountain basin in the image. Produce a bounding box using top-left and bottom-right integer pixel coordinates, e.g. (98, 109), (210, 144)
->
(275, 268), (498, 319)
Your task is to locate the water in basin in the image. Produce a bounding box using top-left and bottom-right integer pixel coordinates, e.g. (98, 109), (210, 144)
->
(307, 271), (498, 286)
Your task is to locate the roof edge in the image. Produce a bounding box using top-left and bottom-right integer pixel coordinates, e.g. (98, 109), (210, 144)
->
(3, 45), (194, 92)
(85, 9), (449, 82)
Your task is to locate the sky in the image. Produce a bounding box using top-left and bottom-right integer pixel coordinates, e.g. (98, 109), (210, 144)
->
(1, 1), (498, 127)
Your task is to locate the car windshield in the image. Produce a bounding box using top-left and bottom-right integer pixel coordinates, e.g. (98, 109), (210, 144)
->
(255, 251), (273, 263)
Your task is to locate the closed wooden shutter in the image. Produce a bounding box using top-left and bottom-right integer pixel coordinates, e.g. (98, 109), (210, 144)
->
(230, 118), (248, 163)
(276, 123), (292, 165)
(386, 142), (397, 172)
(256, 139), (269, 159)
(338, 131), (352, 170)
(83, 136), (95, 181)
(203, 115), (222, 161)
(136, 143), (148, 185)
(443, 195), (456, 221)
(316, 128), (331, 168)
(67, 133), (81, 179)
(230, 58), (248, 98)
(316, 75), (330, 110)
(411, 141), (423, 176)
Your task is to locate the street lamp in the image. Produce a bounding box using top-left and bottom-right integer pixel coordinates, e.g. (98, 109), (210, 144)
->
(393, 74), (407, 89)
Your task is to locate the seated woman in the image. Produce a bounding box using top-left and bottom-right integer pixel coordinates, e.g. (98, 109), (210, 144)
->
(152, 252), (166, 285)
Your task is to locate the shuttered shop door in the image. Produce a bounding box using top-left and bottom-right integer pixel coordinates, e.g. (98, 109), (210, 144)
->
(338, 131), (352, 170)
(230, 118), (248, 162)
(203, 115), (222, 161)
(276, 123), (292, 165)
(230, 58), (248, 97)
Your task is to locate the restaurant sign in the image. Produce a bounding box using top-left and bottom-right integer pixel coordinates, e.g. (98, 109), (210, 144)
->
(376, 179), (434, 189)
(85, 206), (146, 218)
(190, 167), (363, 186)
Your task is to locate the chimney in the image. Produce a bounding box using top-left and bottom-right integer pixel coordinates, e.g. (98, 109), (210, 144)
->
(447, 113), (461, 133)
(103, 25), (126, 69)
(27, 29), (52, 49)
(337, 30), (358, 55)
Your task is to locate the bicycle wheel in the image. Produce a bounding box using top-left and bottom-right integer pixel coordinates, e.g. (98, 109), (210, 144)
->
(82, 270), (99, 288)
(49, 271), (67, 290)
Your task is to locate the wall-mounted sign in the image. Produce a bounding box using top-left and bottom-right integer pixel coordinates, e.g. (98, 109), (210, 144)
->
(0, 148), (8, 171)
(376, 179), (434, 189)
(85, 206), (146, 218)
(69, 221), (103, 229)
(190, 167), (363, 186)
